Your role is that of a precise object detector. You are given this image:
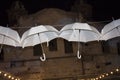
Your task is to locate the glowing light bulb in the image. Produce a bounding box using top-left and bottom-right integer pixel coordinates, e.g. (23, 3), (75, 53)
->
(4, 73), (7, 76)
(110, 72), (113, 74)
(8, 75), (11, 78)
(106, 73), (109, 76)
(12, 77), (14, 80)
(0, 71), (2, 74)
(102, 75), (105, 77)
(116, 68), (119, 72)
(96, 78), (98, 80)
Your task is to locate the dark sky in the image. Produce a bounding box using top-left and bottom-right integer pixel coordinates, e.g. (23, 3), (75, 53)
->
(0, 0), (120, 26)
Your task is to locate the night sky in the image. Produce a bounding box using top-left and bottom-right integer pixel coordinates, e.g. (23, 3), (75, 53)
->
(0, 0), (120, 26)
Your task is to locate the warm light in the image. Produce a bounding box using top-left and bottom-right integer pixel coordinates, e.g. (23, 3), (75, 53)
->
(106, 73), (109, 76)
(4, 73), (7, 76)
(8, 75), (11, 78)
(0, 70), (20, 80)
(116, 68), (119, 72)
(12, 77), (14, 80)
(102, 74), (105, 77)
(99, 76), (102, 79)
(96, 78), (98, 80)
(110, 72), (113, 74)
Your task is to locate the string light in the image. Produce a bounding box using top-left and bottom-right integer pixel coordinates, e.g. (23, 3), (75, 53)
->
(88, 66), (120, 80)
(1, 67), (119, 80)
(0, 70), (21, 80)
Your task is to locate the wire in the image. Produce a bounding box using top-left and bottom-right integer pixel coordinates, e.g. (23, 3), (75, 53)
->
(3, 19), (115, 29)
(87, 20), (112, 24)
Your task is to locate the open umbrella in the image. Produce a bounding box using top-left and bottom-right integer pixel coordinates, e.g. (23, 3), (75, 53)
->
(0, 26), (21, 52)
(100, 19), (120, 40)
(59, 22), (100, 59)
(21, 25), (59, 61)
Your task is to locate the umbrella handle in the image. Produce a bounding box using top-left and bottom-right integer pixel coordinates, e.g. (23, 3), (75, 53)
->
(40, 53), (46, 61)
(77, 50), (81, 59)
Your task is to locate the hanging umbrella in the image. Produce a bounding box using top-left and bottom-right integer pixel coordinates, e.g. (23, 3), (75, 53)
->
(100, 19), (120, 40)
(21, 25), (59, 61)
(59, 22), (100, 59)
(0, 26), (21, 52)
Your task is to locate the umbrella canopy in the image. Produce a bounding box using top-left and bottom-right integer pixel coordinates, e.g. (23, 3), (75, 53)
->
(21, 25), (59, 47)
(59, 22), (100, 42)
(0, 26), (21, 47)
(101, 19), (120, 40)
(21, 25), (59, 61)
(59, 22), (100, 59)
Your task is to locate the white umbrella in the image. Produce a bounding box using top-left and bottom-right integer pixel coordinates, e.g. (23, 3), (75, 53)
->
(0, 26), (21, 52)
(21, 25), (59, 61)
(101, 19), (120, 40)
(59, 22), (100, 59)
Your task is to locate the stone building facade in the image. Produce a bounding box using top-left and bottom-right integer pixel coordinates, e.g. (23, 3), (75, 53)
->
(0, 1), (120, 80)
